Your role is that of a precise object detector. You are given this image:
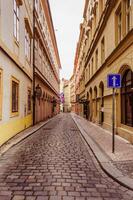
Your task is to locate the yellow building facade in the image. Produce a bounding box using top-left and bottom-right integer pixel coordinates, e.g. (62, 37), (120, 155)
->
(0, 0), (33, 145)
(75, 0), (133, 143)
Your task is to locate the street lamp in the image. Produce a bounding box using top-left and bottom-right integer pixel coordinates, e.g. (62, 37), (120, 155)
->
(35, 84), (42, 99)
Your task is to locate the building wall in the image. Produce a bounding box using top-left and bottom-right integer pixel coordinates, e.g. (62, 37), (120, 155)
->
(63, 82), (71, 112)
(70, 75), (76, 112)
(34, 0), (61, 123)
(0, 0), (61, 146)
(0, 0), (33, 146)
(74, 0), (133, 143)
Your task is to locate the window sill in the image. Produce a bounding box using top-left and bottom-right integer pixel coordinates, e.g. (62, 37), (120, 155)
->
(27, 111), (31, 115)
(10, 112), (19, 118)
(14, 38), (19, 47)
(25, 57), (31, 66)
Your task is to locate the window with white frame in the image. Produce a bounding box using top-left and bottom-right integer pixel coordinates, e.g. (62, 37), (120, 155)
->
(13, 0), (19, 42)
(126, 0), (132, 33)
(25, 28), (31, 62)
(12, 78), (19, 113)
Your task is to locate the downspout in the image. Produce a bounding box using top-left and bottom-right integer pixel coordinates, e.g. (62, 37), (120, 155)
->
(33, 0), (36, 125)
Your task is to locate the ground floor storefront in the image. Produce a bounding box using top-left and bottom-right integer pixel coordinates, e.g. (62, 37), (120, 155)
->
(35, 76), (60, 124)
(76, 47), (133, 143)
(0, 51), (32, 146)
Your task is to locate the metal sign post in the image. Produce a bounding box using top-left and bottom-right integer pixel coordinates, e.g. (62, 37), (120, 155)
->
(112, 88), (115, 153)
(107, 74), (121, 153)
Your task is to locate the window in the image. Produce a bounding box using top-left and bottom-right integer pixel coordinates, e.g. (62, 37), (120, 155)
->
(91, 58), (94, 76)
(101, 37), (105, 64)
(115, 5), (122, 44)
(88, 64), (90, 80)
(25, 28), (31, 62)
(86, 68), (88, 83)
(35, 0), (38, 12)
(126, 0), (132, 33)
(121, 69), (133, 127)
(12, 78), (19, 113)
(99, 0), (104, 16)
(95, 49), (98, 70)
(38, 44), (43, 72)
(27, 89), (31, 112)
(13, 0), (19, 42)
(35, 37), (38, 66)
(0, 69), (2, 119)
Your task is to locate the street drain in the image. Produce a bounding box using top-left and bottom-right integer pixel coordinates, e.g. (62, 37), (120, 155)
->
(43, 128), (52, 130)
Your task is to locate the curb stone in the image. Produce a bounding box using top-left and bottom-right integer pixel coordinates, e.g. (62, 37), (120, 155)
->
(71, 113), (133, 192)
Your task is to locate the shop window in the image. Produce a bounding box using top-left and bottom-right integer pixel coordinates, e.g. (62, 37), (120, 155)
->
(11, 78), (19, 114)
(13, 0), (19, 42)
(121, 69), (133, 127)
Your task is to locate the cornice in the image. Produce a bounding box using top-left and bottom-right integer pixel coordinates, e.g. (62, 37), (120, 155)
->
(35, 68), (59, 97)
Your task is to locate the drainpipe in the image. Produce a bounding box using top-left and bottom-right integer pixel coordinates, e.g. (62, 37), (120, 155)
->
(33, 0), (36, 125)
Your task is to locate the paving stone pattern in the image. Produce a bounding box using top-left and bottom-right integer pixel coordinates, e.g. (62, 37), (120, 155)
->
(0, 113), (133, 200)
(112, 160), (133, 179)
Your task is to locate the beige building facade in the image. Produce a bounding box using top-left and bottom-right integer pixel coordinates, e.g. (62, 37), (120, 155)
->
(63, 80), (71, 113)
(33, 0), (61, 124)
(0, 0), (61, 146)
(74, 0), (133, 143)
(0, 0), (33, 145)
(70, 74), (76, 112)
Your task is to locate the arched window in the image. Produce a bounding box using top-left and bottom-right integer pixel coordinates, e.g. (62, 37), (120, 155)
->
(121, 69), (133, 127)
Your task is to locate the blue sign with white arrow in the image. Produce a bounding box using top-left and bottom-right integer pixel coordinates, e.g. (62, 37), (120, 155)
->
(107, 74), (121, 88)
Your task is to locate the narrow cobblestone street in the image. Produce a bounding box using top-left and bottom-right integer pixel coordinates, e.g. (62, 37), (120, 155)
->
(0, 114), (133, 200)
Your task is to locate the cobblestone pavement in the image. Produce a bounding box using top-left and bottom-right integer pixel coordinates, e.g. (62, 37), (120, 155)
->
(0, 113), (133, 200)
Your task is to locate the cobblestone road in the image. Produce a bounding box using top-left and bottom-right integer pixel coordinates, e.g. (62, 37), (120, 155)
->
(0, 114), (133, 200)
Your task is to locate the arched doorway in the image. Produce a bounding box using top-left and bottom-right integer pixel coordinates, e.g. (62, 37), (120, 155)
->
(99, 82), (104, 125)
(121, 69), (133, 127)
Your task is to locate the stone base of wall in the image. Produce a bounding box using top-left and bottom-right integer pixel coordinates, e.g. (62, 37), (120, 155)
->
(117, 127), (133, 144)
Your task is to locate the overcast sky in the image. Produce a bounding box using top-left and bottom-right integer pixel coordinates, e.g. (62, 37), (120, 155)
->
(49, 0), (85, 80)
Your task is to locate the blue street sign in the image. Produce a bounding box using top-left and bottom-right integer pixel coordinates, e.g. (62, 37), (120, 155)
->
(107, 74), (121, 88)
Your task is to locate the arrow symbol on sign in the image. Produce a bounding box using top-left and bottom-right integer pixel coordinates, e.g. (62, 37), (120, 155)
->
(112, 76), (117, 88)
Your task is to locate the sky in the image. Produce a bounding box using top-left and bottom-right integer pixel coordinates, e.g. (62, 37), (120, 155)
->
(49, 0), (85, 80)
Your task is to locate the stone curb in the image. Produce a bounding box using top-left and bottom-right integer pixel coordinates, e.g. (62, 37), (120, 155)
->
(71, 113), (133, 191)
(0, 115), (58, 157)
